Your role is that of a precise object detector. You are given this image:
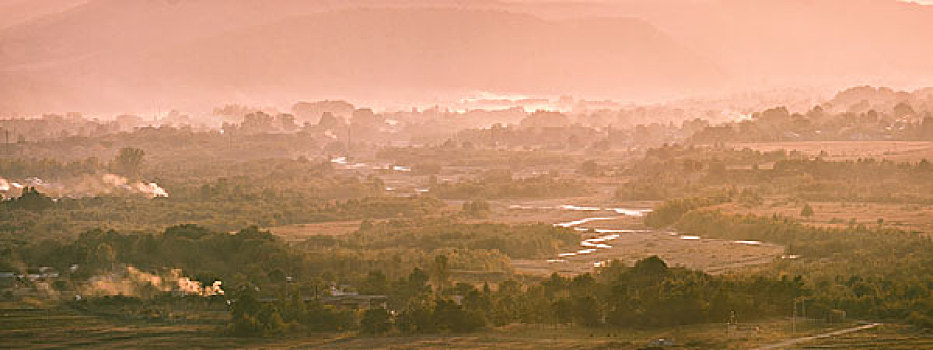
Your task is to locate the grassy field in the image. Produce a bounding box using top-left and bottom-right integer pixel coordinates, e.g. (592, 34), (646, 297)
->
(0, 302), (225, 349)
(713, 200), (933, 236)
(478, 198), (784, 276)
(512, 227), (783, 276)
(730, 141), (933, 162)
(263, 198), (786, 278)
(267, 220), (363, 241)
(800, 323), (933, 349)
(4, 299), (903, 349)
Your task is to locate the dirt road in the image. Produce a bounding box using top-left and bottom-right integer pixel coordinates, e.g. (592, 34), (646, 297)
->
(750, 322), (881, 350)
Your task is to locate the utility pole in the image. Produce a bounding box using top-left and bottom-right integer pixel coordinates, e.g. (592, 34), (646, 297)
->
(802, 298), (806, 318)
(728, 310), (737, 337)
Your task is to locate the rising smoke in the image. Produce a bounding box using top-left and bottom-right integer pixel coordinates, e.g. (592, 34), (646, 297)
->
(84, 266), (222, 297)
(0, 174), (168, 199)
(101, 174), (169, 198)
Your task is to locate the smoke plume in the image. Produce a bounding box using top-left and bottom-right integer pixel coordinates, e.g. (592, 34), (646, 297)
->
(0, 174), (168, 199)
(83, 266), (222, 297)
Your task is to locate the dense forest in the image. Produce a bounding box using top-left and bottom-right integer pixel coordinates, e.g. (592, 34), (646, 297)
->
(615, 144), (933, 203)
(3, 222), (811, 337)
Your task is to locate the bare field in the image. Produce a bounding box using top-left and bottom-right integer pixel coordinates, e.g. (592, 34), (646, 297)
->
(513, 227), (784, 277)
(730, 141), (933, 162)
(490, 199), (784, 276)
(713, 201), (933, 236)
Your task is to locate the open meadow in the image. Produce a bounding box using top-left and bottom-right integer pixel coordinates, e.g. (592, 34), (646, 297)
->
(8, 298), (920, 350)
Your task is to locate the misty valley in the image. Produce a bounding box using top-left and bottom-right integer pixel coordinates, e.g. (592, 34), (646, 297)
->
(2, 1), (933, 349)
(2, 85), (932, 349)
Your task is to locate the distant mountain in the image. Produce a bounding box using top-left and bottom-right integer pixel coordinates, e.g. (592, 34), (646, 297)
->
(0, 0), (87, 29)
(0, 5), (718, 113)
(1, 0), (932, 114)
(0, 0), (514, 78)
(500, 0), (933, 91)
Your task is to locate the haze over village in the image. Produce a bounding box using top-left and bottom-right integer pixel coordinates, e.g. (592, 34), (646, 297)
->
(1, 1), (932, 349)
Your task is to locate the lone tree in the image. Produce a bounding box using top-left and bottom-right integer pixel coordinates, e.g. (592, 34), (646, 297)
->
(113, 147), (145, 177)
(801, 204), (814, 217)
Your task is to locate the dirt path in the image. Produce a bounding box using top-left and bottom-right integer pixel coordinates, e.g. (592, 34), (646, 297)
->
(750, 322), (881, 350)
